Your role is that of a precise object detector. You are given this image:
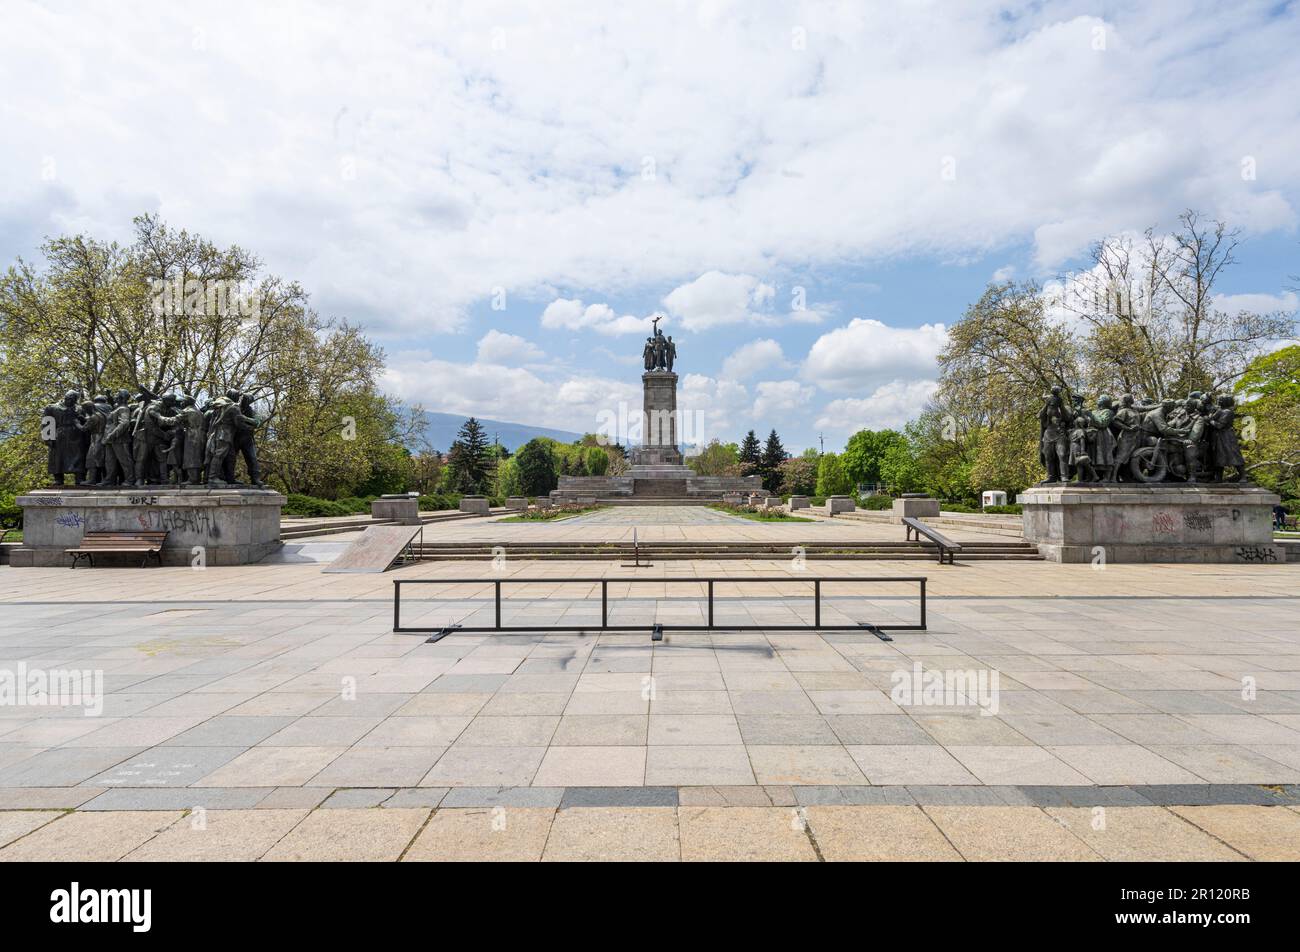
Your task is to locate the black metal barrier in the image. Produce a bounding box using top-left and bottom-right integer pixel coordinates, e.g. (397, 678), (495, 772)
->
(393, 575), (926, 641)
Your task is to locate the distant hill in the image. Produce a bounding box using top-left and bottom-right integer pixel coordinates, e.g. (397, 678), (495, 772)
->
(419, 411), (583, 453)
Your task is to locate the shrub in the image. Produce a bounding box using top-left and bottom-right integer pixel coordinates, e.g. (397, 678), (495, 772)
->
(860, 495), (894, 510)
(982, 504), (1023, 515)
(418, 493), (462, 511)
(0, 491), (21, 530)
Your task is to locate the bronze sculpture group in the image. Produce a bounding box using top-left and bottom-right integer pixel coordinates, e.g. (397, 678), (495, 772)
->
(1039, 386), (1246, 484)
(642, 316), (676, 372)
(41, 386), (265, 489)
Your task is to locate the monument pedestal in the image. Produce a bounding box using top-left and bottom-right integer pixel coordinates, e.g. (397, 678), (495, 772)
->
(1018, 484), (1283, 564)
(553, 367), (766, 503)
(12, 487), (286, 567)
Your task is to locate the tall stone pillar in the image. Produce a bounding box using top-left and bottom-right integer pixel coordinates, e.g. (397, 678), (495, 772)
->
(634, 370), (683, 466)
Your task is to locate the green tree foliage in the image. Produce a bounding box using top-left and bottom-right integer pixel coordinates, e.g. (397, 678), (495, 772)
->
(0, 215), (421, 498)
(1235, 344), (1300, 496)
(815, 451), (851, 496)
(737, 429), (761, 473)
(759, 429), (786, 491)
(841, 429), (908, 488)
(515, 438), (560, 496)
(688, 439), (740, 476)
(445, 417), (495, 494)
(585, 445), (609, 476)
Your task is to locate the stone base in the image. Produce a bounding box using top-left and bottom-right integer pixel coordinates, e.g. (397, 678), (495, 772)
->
(1019, 484), (1282, 564)
(789, 495), (810, 510)
(371, 494), (420, 525)
(504, 496), (528, 510)
(458, 496), (490, 514)
(893, 497), (940, 521)
(551, 471), (765, 503)
(825, 495), (856, 514)
(13, 487), (285, 567)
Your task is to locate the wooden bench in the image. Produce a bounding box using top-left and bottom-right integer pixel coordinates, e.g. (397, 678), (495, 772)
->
(66, 530), (169, 569)
(903, 516), (961, 565)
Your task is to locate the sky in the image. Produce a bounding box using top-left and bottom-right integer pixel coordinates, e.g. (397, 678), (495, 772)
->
(3, 0), (1299, 452)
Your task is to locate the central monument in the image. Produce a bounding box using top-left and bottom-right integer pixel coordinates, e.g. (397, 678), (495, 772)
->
(551, 317), (765, 503)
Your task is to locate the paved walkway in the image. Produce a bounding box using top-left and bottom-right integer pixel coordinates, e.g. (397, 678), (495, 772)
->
(4, 546), (1299, 859)
(2, 802), (1297, 861)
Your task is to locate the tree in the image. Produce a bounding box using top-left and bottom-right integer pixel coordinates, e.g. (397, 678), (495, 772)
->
(0, 215), (422, 498)
(1235, 344), (1300, 496)
(445, 417), (495, 494)
(815, 452), (851, 496)
(759, 429), (786, 492)
(515, 438), (559, 496)
(688, 439), (740, 476)
(842, 429), (908, 489)
(585, 445), (609, 476)
(738, 430), (761, 466)
(410, 450), (443, 495)
(778, 456), (817, 496)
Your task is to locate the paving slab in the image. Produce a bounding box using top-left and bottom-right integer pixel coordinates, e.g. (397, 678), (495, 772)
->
(1045, 807), (1247, 861)
(1169, 804), (1300, 860)
(678, 805), (818, 861)
(922, 806), (1101, 861)
(543, 807), (679, 861)
(404, 807), (555, 861)
(124, 809), (309, 861)
(0, 810), (184, 861)
(806, 805), (962, 861)
(261, 808), (429, 861)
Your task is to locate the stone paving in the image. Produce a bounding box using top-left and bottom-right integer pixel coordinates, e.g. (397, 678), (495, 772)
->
(1, 802), (1297, 861)
(3, 505), (1300, 859)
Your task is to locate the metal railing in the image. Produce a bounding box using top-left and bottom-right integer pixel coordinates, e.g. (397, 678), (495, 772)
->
(392, 575), (926, 639)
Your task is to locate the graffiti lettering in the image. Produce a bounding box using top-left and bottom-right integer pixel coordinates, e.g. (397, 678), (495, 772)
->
(1182, 512), (1213, 532)
(1235, 546), (1278, 563)
(128, 495), (159, 506)
(55, 512), (85, 528)
(1152, 512), (1176, 534)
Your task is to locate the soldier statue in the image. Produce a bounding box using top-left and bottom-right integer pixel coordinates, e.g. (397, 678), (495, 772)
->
(41, 391), (86, 486)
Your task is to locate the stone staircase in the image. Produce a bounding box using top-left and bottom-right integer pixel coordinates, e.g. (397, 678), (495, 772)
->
(406, 539), (1043, 561)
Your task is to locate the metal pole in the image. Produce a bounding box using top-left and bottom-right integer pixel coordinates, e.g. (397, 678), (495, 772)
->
(919, 577), (926, 630)
(814, 579), (821, 628)
(393, 581), (401, 632)
(495, 580), (502, 630)
(707, 579), (714, 628)
(601, 580), (608, 629)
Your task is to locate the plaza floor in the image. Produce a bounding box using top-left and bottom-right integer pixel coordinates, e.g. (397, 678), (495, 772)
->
(1, 505), (1298, 860)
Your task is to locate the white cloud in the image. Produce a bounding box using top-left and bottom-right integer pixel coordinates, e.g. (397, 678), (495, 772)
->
(802, 319), (948, 393)
(382, 352), (638, 434)
(753, 379), (815, 422)
(721, 339), (786, 379)
(662, 272), (778, 331)
(476, 328), (544, 363)
(1213, 290), (1299, 316)
(540, 298), (648, 336)
(815, 380), (940, 434)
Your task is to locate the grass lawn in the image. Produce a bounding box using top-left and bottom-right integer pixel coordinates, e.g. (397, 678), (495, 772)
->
(498, 505), (608, 522)
(708, 504), (815, 523)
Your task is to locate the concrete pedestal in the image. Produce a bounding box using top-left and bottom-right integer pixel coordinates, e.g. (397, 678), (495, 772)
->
(1019, 484), (1283, 563)
(12, 488), (285, 567)
(825, 496), (855, 514)
(505, 496), (528, 510)
(789, 495), (810, 510)
(893, 497), (940, 522)
(458, 496), (490, 515)
(371, 494), (420, 525)
(631, 370), (683, 467)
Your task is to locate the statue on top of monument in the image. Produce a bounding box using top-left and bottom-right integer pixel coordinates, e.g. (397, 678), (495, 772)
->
(642, 315), (676, 372)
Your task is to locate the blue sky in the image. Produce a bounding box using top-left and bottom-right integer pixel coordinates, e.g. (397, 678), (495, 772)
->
(3, 1), (1299, 452)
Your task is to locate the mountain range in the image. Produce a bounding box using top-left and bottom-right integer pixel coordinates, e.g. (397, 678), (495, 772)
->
(418, 411), (583, 453)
